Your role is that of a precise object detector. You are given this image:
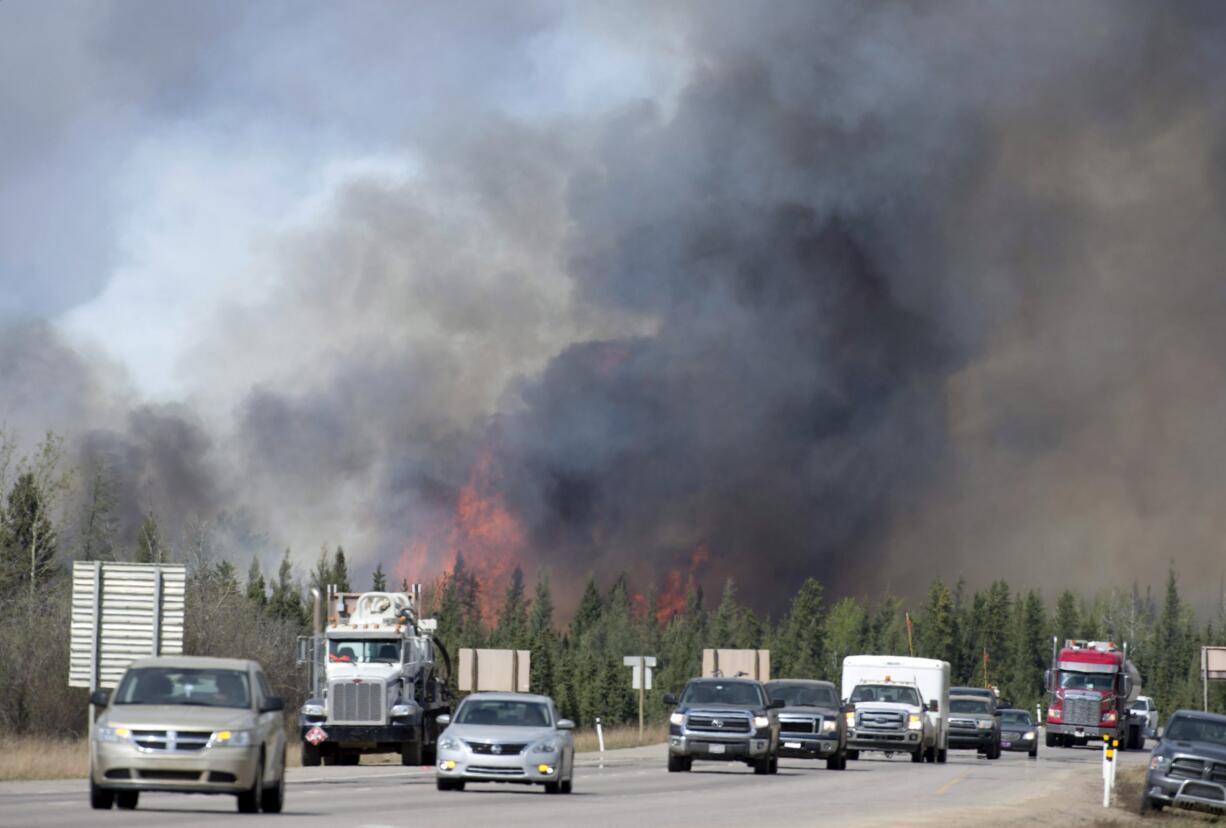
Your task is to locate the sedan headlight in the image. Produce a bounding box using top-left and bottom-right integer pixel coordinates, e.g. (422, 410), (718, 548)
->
(95, 726), (131, 743)
(438, 736), (461, 751)
(669, 712), (685, 726)
(209, 729), (254, 747)
(1022, 732), (1035, 741)
(531, 739), (559, 754)
(821, 719), (838, 734)
(908, 714), (923, 731)
(301, 703), (325, 717)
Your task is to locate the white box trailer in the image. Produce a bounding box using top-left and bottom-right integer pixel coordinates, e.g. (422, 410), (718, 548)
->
(842, 655), (950, 762)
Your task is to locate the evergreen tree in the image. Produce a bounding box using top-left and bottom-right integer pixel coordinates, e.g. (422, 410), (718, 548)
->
(371, 562), (387, 591)
(268, 549), (306, 626)
(0, 472), (58, 591)
(709, 579), (740, 648)
(528, 572), (558, 698)
(493, 566), (529, 649)
(571, 576), (603, 639)
(775, 578), (825, 678)
(823, 597), (866, 678)
(77, 466), (117, 562)
(1153, 565), (1189, 713)
(1005, 589), (1047, 709)
(246, 557), (267, 608)
(918, 578), (955, 663)
(309, 545), (333, 594)
(982, 580), (1012, 688)
(1053, 590), (1080, 642)
(332, 546), (351, 592)
(868, 595), (908, 657)
(135, 512), (163, 564)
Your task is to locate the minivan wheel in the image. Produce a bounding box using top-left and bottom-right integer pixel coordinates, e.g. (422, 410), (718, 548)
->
(237, 756), (263, 814)
(116, 790), (139, 810)
(90, 780), (114, 810)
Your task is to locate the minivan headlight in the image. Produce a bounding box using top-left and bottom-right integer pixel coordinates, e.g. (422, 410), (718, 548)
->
(95, 726), (130, 743)
(209, 729), (254, 747)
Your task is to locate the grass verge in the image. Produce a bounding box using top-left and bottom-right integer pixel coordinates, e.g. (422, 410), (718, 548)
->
(0, 737), (88, 782)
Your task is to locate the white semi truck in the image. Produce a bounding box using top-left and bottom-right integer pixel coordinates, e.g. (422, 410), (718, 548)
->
(298, 587), (451, 766)
(841, 655), (950, 764)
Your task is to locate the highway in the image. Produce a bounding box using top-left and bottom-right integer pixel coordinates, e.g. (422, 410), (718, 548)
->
(0, 743), (1147, 827)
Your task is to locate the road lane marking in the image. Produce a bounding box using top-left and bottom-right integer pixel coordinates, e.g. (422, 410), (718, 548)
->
(935, 770), (971, 795)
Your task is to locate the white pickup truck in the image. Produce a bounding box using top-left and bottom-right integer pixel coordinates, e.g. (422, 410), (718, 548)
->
(841, 655), (950, 764)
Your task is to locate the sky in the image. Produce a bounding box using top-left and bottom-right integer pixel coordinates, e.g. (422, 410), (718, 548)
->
(2, 1), (1226, 613)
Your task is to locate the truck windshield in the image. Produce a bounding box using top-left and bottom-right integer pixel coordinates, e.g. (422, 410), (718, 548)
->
(114, 668), (250, 708)
(767, 683), (837, 708)
(950, 699), (991, 714)
(1164, 716), (1226, 746)
(1059, 672), (1114, 692)
(850, 684), (920, 706)
(455, 699), (552, 727)
(329, 639), (400, 663)
(681, 682), (766, 706)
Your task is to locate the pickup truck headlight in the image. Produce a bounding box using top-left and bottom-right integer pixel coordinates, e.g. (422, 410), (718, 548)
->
(438, 736), (461, 751)
(531, 739), (559, 754)
(753, 715), (771, 729)
(1150, 754), (1171, 771)
(908, 714), (923, 731)
(209, 729), (254, 747)
(95, 726), (131, 743)
(669, 712), (685, 726)
(978, 720), (993, 730)
(821, 719), (838, 734)
(845, 711), (855, 727)
(301, 703), (325, 717)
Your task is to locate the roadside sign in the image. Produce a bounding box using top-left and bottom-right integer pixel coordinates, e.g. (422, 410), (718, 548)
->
(69, 561), (186, 690)
(1202, 646), (1226, 710)
(305, 726), (328, 746)
(623, 656), (656, 690)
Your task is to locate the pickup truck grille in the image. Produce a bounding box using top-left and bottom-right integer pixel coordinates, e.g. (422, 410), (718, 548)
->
(778, 717), (818, 734)
(1170, 758), (1226, 784)
(131, 730), (212, 752)
(1063, 697), (1100, 727)
(858, 710), (905, 731)
(949, 718), (978, 730)
(329, 679), (386, 724)
(687, 713), (751, 733)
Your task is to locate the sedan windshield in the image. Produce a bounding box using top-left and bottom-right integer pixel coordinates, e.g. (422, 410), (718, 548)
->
(850, 684), (920, 707)
(115, 668), (251, 708)
(1059, 672), (1114, 692)
(329, 639), (400, 663)
(950, 699), (991, 714)
(681, 682), (766, 706)
(767, 683), (837, 708)
(455, 700), (552, 727)
(1165, 716), (1226, 746)
(1000, 712), (1032, 727)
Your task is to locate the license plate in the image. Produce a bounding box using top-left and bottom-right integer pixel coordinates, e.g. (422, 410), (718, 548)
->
(1000, 741), (1012, 749)
(708, 743), (725, 754)
(785, 741), (802, 749)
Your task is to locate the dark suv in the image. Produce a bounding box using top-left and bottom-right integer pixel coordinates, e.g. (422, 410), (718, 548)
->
(947, 692), (1001, 759)
(1143, 710), (1226, 814)
(765, 679), (847, 770)
(664, 678), (782, 774)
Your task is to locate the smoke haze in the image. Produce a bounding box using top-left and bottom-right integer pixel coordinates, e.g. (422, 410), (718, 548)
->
(2, 1), (1225, 612)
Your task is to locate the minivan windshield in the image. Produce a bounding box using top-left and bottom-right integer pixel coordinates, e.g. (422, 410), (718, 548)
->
(115, 668), (251, 709)
(455, 699), (552, 727)
(850, 684), (921, 707)
(1165, 716), (1226, 746)
(767, 683), (837, 708)
(681, 682), (766, 707)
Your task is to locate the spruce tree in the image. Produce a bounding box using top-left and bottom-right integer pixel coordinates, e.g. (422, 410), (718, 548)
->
(918, 578), (955, 663)
(246, 557), (267, 608)
(710, 579), (740, 648)
(493, 566), (529, 649)
(332, 546), (351, 592)
(371, 562), (387, 591)
(571, 576), (603, 639)
(309, 546), (333, 594)
(528, 572), (558, 698)
(1053, 590), (1080, 643)
(776, 578), (825, 678)
(135, 512), (163, 563)
(0, 472), (58, 591)
(823, 597), (866, 678)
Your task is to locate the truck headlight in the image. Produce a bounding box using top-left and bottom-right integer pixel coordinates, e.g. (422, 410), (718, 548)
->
(95, 726), (131, 743)
(301, 703), (325, 717)
(978, 720), (993, 730)
(390, 704), (416, 717)
(210, 729), (254, 747)
(821, 719), (838, 734)
(438, 736), (461, 751)
(845, 711), (855, 727)
(669, 712), (685, 726)
(1150, 755), (1171, 771)
(531, 739), (559, 754)
(753, 716), (771, 729)
(908, 714), (923, 731)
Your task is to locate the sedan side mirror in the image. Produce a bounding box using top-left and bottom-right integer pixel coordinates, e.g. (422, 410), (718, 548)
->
(436, 714), (451, 726)
(928, 700), (939, 713)
(768, 699), (785, 710)
(556, 719), (575, 731)
(90, 689), (110, 707)
(662, 693), (678, 706)
(260, 697), (285, 713)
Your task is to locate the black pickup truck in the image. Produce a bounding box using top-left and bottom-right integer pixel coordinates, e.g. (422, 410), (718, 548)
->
(765, 679), (848, 770)
(664, 677), (782, 774)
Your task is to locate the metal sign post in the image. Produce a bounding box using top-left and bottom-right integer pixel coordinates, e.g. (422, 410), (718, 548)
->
(623, 656), (657, 741)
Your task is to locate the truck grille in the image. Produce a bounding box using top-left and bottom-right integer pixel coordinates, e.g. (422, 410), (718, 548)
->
(687, 713), (751, 733)
(466, 741), (528, 755)
(949, 718), (978, 730)
(1063, 697), (1100, 727)
(131, 730), (212, 752)
(778, 717), (817, 734)
(858, 710), (905, 731)
(329, 679), (386, 724)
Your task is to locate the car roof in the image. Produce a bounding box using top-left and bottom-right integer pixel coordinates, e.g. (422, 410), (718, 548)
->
(1169, 709), (1226, 724)
(688, 677), (762, 685)
(460, 692), (554, 704)
(766, 679), (835, 688)
(126, 656), (257, 671)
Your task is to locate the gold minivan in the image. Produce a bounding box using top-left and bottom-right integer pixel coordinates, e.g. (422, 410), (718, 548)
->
(90, 656), (287, 813)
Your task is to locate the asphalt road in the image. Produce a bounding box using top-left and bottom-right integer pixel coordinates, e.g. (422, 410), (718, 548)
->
(0, 742), (1147, 827)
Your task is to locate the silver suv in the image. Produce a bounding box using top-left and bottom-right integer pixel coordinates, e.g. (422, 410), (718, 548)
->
(90, 656), (287, 814)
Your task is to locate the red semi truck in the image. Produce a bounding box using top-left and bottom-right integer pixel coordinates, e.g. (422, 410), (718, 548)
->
(1045, 639), (1145, 749)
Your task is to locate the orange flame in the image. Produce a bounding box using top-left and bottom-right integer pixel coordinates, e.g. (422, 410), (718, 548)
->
(650, 543), (711, 624)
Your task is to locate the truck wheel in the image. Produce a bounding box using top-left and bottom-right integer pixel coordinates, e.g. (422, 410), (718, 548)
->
(667, 754), (691, 773)
(753, 756), (771, 775)
(1140, 794), (1164, 814)
(911, 748), (924, 763)
(401, 741), (422, 766)
(937, 748), (948, 764)
(926, 745), (938, 763)
(339, 751), (360, 766)
(116, 791), (139, 810)
(827, 753), (843, 771)
(90, 780), (114, 810)
(845, 750), (859, 761)
(987, 741), (1001, 760)
(1045, 731), (1057, 748)
(303, 742), (322, 767)
(422, 746), (437, 767)
(768, 754), (779, 775)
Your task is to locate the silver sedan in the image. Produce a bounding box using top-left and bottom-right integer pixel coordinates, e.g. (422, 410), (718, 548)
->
(435, 693), (575, 793)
